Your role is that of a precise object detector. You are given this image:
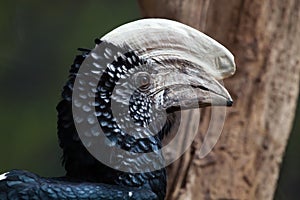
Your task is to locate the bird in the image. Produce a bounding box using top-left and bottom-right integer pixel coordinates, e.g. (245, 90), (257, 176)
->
(0, 18), (235, 200)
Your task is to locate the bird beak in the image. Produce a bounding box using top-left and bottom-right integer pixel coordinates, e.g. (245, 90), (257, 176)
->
(100, 18), (236, 113)
(152, 69), (233, 113)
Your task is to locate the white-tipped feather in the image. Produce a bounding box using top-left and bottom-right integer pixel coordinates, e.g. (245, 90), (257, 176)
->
(0, 172), (8, 181)
(128, 191), (133, 197)
(101, 18), (235, 80)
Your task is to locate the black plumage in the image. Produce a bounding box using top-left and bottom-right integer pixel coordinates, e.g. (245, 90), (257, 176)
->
(56, 41), (171, 199)
(0, 170), (157, 200)
(0, 41), (174, 200)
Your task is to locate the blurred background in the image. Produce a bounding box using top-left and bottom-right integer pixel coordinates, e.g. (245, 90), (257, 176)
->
(0, 1), (298, 199)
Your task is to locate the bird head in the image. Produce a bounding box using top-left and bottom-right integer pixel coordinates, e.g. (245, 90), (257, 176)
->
(71, 18), (236, 144)
(100, 18), (235, 114)
(60, 18), (236, 177)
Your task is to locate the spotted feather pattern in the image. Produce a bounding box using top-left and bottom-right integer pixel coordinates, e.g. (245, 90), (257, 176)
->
(56, 40), (174, 199)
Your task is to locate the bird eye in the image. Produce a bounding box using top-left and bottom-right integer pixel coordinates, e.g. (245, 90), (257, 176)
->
(134, 72), (151, 90)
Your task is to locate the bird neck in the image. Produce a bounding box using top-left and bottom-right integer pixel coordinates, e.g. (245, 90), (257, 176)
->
(57, 47), (166, 182)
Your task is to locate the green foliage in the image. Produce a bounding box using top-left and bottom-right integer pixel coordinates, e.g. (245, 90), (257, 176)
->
(275, 99), (300, 199)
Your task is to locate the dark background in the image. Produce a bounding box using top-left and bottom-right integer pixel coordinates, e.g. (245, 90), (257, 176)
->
(0, 1), (298, 199)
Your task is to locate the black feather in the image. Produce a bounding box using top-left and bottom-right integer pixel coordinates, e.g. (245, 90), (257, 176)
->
(0, 40), (177, 200)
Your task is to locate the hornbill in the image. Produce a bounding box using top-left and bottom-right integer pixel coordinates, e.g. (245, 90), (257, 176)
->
(0, 19), (235, 200)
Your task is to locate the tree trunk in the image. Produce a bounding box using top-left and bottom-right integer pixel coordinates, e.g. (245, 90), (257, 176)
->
(138, 0), (300, 199)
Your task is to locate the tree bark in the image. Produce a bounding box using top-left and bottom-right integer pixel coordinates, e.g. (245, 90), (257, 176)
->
(138, 0), (300, 199)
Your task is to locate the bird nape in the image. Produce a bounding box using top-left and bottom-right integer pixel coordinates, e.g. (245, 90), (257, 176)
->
(0, 18), (235, 200)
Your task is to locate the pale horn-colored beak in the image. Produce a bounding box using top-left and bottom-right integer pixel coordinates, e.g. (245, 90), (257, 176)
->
(100, 18), (236, 111)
